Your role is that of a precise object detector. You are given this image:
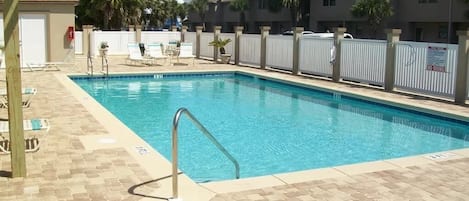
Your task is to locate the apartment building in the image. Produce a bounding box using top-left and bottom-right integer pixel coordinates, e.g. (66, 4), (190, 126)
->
(187, 0), (469, 43)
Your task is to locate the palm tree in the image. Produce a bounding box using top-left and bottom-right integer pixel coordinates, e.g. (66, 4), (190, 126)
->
(120, 0), (145, 29)
(91, 0), (123, 30)
(189, 0), (210, 30)
(229, 0), (248, 28)
(282, 0), (301, 28)
(351, 0), (393, 37)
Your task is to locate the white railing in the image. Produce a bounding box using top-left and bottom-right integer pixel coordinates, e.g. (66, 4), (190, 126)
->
(74, 31), (83, 54)
(91, 31), (136, 56)
(340, 39), (387, 86)
(141, 31), (181, 45)
(185, 32), (197, 55)
(299, 37), (334, 77)
(239, 34), (261, 66)
(200, 33), (214, 59)
(220, 33), (236, 62)
(395, 41), (458, 98)
(266, 35), (293, 71)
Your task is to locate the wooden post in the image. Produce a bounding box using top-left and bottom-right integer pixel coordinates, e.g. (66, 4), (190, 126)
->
(332, 27), (346, 82)
(293, 27), (304, 75)
(384, 29), (401, 92)
(171, 25), (178, 32)
(234, 26), (244, 65)
(455, 30), (469, 104)
(196, 26), (203, 59)
(214, 26), (222, 62)
(260, 26), (271, 70)
(4, 0), (26, 177)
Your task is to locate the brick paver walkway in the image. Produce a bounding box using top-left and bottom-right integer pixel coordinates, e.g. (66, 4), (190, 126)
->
(0, 55), (468, 201)
(212, 158), (469, 201)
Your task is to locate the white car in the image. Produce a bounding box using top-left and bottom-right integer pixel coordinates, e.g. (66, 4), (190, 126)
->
(304, 32), (354, 39)
(282, 30), (314, 36)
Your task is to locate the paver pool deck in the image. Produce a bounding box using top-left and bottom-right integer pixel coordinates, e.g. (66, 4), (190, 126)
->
(0, 55), (469, 201)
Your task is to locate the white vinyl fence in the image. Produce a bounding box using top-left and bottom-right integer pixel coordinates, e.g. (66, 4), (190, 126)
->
(74, 31), (83, 54)
(185, 32), (197, 55)
(299, 37), (334, 76)
(395, 41), (458, 98)
(200, 32), (214, 58)
(340, 39), (387, 86)
(239, 34), (261, 66)
(141, 31), (181, 45)
(91, 31), (136, 56)
(266, 35), (293, 71)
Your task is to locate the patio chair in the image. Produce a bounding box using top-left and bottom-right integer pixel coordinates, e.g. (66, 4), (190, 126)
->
(25, 49), (75, 71)
(0, 118), (50, 133)
(0, 87), (37, 108)
(126, 43), (153, 66)
(147, 43), (168, 65)
(0, 135), (40, 154)
(177, 42), (196, 65)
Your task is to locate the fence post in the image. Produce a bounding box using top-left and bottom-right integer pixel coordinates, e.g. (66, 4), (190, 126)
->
(214, 26), (222, 62)
(234, 26), (244, 65)
(128, 25), (135, 31)
(293, 27), (304, 75)
(455, 30), (469, 104)
(260, 26), (271, 70)
(384, 29), (401, 92)
(196, 26), (203, 59)
(82, 25), (94, 57)
(332, 27), (346, 82)
(171, 25), (178, 32)
(181, 26), (188, 42)
(135, 25), (142, 43)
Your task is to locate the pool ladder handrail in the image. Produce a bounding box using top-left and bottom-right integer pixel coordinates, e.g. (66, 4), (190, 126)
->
(171, 108), (240, 199)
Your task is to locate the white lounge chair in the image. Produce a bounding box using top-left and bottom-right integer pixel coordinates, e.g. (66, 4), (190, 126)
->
(0, 136), (40, 154)
(0, 88), (37, 108)
(126, 43), (153, 66)
(147, 43), (168, 65)
(0, 118), (49, 154)
(177, 42), (196, 65)
(0, 119), (50, 133)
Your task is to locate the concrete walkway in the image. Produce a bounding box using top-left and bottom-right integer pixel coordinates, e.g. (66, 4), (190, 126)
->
(0, 55), (468, 201)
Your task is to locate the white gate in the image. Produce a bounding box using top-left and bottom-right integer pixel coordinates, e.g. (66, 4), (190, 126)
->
(395, 41), (458, 98)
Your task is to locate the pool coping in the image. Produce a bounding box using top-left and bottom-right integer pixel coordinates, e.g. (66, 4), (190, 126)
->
(58, 68), (469, 199)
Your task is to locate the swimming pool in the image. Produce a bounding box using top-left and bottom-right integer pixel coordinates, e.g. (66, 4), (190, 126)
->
(72, 72), (469, 182)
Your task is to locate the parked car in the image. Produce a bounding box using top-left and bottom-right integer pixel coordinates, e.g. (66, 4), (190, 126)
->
(304, 32), (354, 39)
(282, 30), (314, 36)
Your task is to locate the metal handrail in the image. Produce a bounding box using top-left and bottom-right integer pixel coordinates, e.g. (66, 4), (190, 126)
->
(101, 54), (108, 76)
(171, 108), (240, 199)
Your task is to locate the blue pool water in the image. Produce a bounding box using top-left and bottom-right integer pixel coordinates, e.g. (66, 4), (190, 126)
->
(72, 73), (469, 182)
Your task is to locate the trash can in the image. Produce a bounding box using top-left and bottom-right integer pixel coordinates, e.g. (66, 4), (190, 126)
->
(138, 43), (145, 56)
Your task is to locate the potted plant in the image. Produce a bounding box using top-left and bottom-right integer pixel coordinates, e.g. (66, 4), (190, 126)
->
(209, 38), (232, 63)
(99, 41), (109, 56)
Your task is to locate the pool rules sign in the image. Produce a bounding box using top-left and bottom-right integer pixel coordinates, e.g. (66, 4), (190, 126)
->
(426, 46), (447, 72)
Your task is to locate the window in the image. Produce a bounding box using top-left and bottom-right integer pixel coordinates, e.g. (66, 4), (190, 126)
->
(438, 26), (448, 39)
(258, 0), (268, 9)
(323, 0), (336, 6)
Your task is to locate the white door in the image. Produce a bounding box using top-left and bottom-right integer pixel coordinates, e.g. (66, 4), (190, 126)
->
(19, 14), (47, 67)
(0, 13), (47, 68)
